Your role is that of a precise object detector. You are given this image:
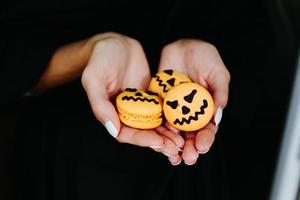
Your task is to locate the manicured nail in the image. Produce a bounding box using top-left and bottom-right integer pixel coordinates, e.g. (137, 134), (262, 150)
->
(214, 107), (223, 126)
(171, 159), (182, 166)
(150, 144), (165, 149)
(198, 148), (210, 154)
(104, 120), (118, 138)
(185, 159), (197, 166)
(163, 152), (178, 159)
(176, 146), (183, 152)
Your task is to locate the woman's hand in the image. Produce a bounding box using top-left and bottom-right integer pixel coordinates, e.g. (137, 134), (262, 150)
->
(158, 39), (230, 165)
(81, 33), (184, 157)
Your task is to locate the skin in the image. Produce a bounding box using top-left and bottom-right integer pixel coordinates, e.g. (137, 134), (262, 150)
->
(35, 32), (230, 166)
(159, 39), (230, 165)
(35, 32), (184, 159)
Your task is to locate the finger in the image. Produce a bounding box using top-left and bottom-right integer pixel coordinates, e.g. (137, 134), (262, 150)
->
(206, 68), (230, 126)
(164, 121), (181, 135)
(117, 126), (164, 147)
(151, 136), (180, 159)
(182, 132), (199, 165)
(158, 46), (186, 73)
(168, 156), (182, 166)
(155, 126), (184, 150)
(122, 40), (152, 90)
(157, 64), (185, 74)
(83, 78), (120, 138)
(195, 122), (218, 154)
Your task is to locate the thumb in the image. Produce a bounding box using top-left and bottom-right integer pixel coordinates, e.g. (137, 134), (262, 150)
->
(207, 69), (230, 126)
(158, 46), (185, 73)
(82, 77), (120, 138)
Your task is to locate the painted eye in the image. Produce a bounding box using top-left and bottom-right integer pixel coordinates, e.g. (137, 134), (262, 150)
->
(135, 92), (142, 96)
(166, 78), (175, 86)
(184, 89), (197, 103)
(163, 69), (174, 76)
(182, 106), (190, 115)
(125, 88), (137, 92)
(166, 100), (178, 109)
(145, 90), (158, 96)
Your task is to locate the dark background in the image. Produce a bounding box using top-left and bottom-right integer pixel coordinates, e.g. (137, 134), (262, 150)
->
(1, 0), (299, 199)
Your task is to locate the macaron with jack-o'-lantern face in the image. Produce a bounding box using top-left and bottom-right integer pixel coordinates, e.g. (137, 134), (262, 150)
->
(148, 69), (191, 98)
(116, 88), (163, 129)
(163, 83), (214, 131)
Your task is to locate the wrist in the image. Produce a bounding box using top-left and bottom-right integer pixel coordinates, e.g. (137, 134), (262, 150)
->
(35, 33), (115, 91)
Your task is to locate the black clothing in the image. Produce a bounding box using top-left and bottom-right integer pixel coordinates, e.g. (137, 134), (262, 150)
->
(0, 0), (298, 199)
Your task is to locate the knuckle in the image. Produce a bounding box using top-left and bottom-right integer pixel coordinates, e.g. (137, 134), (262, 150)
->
(80, 70), (89, 88)
(205, 42), (217, 50)
(127, 38), (142, 49)
(225, 69), (231, 82)
(162, 42), (177, 55)
(201, 42), (218, 55)
(115, 136), (124, 143)
(104, 37), (126, 49)
(104, 31), (120, 37)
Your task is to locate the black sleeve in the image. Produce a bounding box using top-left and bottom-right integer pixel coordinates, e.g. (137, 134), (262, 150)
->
(162, 0), (268, 46)
(0, 17), (66, 105)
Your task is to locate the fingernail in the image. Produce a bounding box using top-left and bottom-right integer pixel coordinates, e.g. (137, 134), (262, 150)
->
(150, 144), (165, 149)
(185, 159), (197, 166)
(171, 159), (182, 166)
(198, 148), (210, 154)
(172, 128), (181, 135)
(163, 152), (178, 159)
(176, 146), (183, 152)
(104, 120), (118, 138)
(214, 107), (223, 126)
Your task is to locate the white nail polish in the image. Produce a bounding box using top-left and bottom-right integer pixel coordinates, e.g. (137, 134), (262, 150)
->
(171, 159), (182, 166)
(214, 107), (223, 126)
(150, 144), (165, 149)
(185, 159), (197, 166)
(176, 146), (183, 152)
(198, 148), (210, 154)
(104, 120), (118, 138)
(163, 153), (178, 159)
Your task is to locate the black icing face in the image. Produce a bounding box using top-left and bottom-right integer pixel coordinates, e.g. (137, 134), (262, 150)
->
(125, 88), (138, 92)
(163, 83), (215, 131)
(172, 99), (208, 125)
(165, 89), (208, 125)
(121, 88), (159, 104)
(150, 70), (191, 97)
(153, 70), (175, 93)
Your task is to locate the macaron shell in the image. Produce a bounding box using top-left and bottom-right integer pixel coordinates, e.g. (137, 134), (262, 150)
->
(116, 90), (163, 129)
(119, 114), (163, 129)
(116, 91), (162, 116)
(148, 70), (192, 98)
(163, 83), (214, 131)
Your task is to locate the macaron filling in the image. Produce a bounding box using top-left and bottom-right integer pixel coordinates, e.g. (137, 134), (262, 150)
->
(117, 107), (162, 122)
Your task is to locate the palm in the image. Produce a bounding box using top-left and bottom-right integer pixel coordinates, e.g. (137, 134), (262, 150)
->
(82, 33), (184, 162)
(158, 39), (230, 165)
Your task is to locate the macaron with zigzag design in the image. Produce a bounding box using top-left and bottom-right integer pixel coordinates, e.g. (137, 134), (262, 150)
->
(148, 69), (191, 98)
(116, 88), (163, 129)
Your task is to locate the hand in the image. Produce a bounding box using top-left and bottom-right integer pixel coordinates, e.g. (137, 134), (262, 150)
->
(159, 39), (230, 165)
(81, 32), (184, 158)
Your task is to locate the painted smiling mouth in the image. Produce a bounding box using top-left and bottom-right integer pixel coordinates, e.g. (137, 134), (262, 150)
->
(122, 96), (159, 105)
(173, 99), (208, 125)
